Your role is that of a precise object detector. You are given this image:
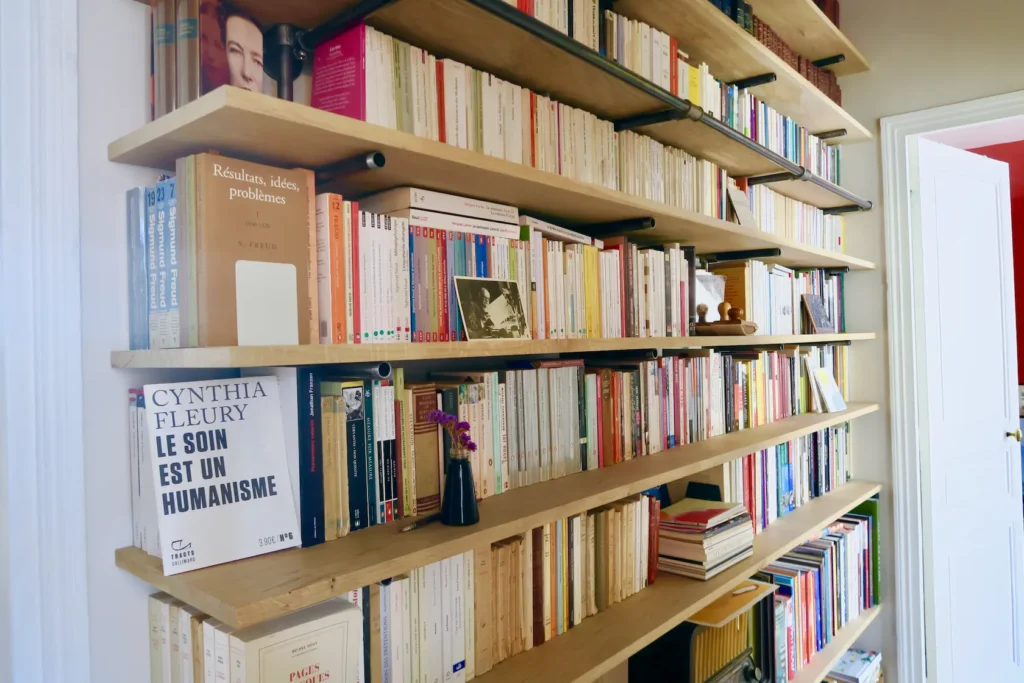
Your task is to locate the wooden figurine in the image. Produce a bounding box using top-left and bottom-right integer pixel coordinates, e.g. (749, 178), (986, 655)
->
(694, 302), (758, 336)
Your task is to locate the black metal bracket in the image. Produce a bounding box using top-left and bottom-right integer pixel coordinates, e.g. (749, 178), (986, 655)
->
(746, 170), (805, 185)
(585, 217), (656, 237)
(703, 248), (782, 263)
(298, 0), (402, 53)
(823, 204), (869, 215)
(816, 129), (848, 140)
(315, 151), (387, 184)
(263, 24), (305, 101)
(727, 73), (777, 90)
(613, 107), (700, 132)
(812, 54), (846, 69)
(824, 267), (851, 275)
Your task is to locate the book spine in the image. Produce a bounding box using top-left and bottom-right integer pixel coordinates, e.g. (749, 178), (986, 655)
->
(146, 187), (158, 350)
(344, 384), (369, 532)
(298, 369), (325, 546)
(363, 379), (378, 525)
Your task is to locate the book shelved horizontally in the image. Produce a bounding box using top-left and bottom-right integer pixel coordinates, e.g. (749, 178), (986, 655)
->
(109, 88), (874, 271)
(115, 402), (878, 629)
(129, 0), (871, 209)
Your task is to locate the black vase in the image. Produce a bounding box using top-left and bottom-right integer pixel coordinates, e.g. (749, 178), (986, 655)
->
(440, 457), (480, 526)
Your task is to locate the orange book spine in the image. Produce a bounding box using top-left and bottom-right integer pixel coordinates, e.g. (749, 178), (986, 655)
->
(329, 195), (347, 344)
(303, 169), (320, 345)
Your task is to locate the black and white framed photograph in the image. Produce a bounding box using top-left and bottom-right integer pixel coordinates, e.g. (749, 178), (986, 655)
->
(342, 386), (364, 421)
(454, 277), (530, 341)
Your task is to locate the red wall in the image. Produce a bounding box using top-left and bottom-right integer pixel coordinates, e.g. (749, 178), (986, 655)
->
(969, 141), (1024, 383)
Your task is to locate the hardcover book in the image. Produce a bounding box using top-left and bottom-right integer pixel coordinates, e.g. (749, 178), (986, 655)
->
(143, 376), (300, 574)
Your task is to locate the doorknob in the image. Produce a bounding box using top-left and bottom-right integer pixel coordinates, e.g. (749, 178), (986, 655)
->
(1008, 428), (1023, 442)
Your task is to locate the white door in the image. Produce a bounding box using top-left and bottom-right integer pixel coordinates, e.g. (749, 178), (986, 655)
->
(915, 137), (1024, 682)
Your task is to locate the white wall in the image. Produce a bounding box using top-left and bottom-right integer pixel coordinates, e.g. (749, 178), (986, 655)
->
(839, 0), (1024, 679)
(79, 1), (162, 681)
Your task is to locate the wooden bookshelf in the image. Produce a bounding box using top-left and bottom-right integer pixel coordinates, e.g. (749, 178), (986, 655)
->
(114, 403), (878, 628)
(615, 0), (872, 143)
(472, 481), (882, 683)
(746, 0), (870, 77)
(111, 332), (875, 369)
(109, 88), (874, 270)
(790, 606), (882, 683)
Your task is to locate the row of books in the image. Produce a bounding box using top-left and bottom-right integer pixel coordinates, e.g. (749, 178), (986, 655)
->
(312, 24), (737, 216)
(128, 162), (849, 350)
(147, 592), (364, 683)
(128, 340), (850, 555)
(498, 0), (602, 51)
(603, 10), (841, 184)
(758, 503), (878, 681)
(707, 0), (844, 105)
(708, 259), (847, 336)
(745, 184), (846, 251)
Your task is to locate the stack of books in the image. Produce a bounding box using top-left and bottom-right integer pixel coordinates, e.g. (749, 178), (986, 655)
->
(657, 499), (754, 580)
(826, 649), (883, 683)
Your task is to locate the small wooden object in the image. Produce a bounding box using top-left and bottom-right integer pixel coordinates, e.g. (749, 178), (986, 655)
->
(695, 302), (758, 336)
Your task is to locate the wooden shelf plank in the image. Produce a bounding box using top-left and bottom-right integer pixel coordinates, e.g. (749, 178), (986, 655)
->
(473, 481), (883, 683)
(111, 332), (876, 369)
(790, 606), (882, 683)
(109, 88), (874, 270)
(744, 0), (870, 77)
(114, 404), (879, 628)
(759, 176), (863, 210)
(614, 0), (872, 143)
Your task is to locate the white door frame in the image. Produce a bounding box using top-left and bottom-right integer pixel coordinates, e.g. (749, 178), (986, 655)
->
(0, 0), (91, 680)
(882, 89), (1024, 683)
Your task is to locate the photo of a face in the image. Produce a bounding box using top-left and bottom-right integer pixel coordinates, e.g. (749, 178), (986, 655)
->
(224, 13), (264, 91)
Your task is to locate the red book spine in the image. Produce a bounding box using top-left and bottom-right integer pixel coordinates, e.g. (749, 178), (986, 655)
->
(611, 372), (622, 464)
(529, 91), (537, 168)
(669, 38), (678, 95)
(352, 208), (362, 344)
(439, 230), (449, 341)
(436, 61), (446, 144)
(594, 373), (604, 468)
(648, 496), (661, 583)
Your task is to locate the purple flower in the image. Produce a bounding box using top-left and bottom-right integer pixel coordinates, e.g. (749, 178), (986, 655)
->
(455, 421), (470, 432)
(466, 441), (478, 452)
(444, 414), (457, 425)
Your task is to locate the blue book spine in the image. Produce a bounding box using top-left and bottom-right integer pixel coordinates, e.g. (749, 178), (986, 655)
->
(154, 180), (169, 349)
(128, 187), (150, 350)
(165, 178), (179, 348)
(409, 226), (416, 340)
(146, 187), (158, 350)
(476, 235), (488, 276)
(363, 379), (378, 525)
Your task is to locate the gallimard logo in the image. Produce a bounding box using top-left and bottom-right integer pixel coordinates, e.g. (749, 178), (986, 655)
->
(212, 163), (302, 205)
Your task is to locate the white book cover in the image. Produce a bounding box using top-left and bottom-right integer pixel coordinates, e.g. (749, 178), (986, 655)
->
(149, 594), (166, 683)
(316, 193), (337, 344)
(143, 376), (300, 575)
(158, 597), (173, 683)
(202, 619), (219, 683)
(410, 570), (421, 683)
(402, 578), (413, 683)
(384, 216), (396, 342)
(463, 552), (475, 679)
(450, 556), (466, 683)
(215, 623), (232, 683)
(396, 216), (411, 342)
(423, 562), (444, 683)
(520, 215), (593, 246)
(498, 383), (509, 493)
(440, 558), (453, 683)
(129, 392), (141, 548)
(482, 74), (500, 159)
(179, 604), (195, 683)
(232, 599), (362, 683)
(390, 578), (404, 683)
(360, 188), (519, 228)
(381, 585), (393, 683)
(388, 208), (520, 241)
(229, 632), (246, 683)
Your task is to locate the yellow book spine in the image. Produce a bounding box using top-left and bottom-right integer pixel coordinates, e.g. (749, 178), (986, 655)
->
(688, 64), (700, 107)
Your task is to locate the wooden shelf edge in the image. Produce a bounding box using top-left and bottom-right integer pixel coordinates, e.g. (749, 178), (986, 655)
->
(790, 605), (883, 683)
(110, 332), (877, 369)
(746, 0), (871, 77)
(473, 481), (883, 683)
(114, 404), (879, 629)
(107, 89), (874, 268)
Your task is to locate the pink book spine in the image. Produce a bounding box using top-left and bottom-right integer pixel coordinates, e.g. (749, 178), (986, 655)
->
(311, 23), (366, 119)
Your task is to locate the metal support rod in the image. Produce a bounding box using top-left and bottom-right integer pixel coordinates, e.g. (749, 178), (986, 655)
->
(585, 217), (656, 237)
(812, 54), (846, 69)
(263, 24), (304, 101)
(727, 73), (777, 90)
(824, 267), (851, 275)
(703, 248), (782, 263)
(823, 204), (869, 215)
(613, 107), (696, 132)
(746, 171), (802, 186)
(298, 0), (403, 52)
(316, 151), (387, 184)
(816, 129), (848, 140)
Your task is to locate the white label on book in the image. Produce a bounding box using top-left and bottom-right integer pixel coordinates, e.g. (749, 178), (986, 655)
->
(235, 260), (299, 346)
(144, 376), (300, 575)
